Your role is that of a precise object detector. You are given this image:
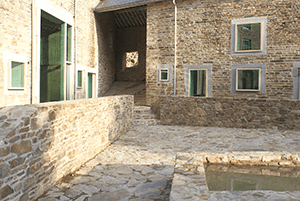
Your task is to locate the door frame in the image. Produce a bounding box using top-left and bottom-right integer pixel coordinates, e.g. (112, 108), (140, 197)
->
(32, 0), (74, 103)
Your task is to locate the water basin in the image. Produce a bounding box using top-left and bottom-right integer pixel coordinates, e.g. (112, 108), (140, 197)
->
(204, 164), (300, 191)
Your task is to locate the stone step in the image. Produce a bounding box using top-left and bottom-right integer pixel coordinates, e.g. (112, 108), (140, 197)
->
(133, 106), (160, 126)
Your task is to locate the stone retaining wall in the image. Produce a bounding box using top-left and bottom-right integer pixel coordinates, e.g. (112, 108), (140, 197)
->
(0, 95), (133, 201)
(150, 95), (300, 130)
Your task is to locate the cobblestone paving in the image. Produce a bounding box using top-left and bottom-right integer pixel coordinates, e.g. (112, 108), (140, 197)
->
(38, 125), (300, 201)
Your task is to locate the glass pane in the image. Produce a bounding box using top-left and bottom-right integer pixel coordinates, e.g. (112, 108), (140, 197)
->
(161, 70), (168, 80)
(67, 25), (72, 62)
(237, 23), (261, 51)
(88, 73), (93, 98)
(11, 61), (24, 88)
(237, 69), (259, 90)
(77, 71), (82, 87)
(190, 70), (206, 97)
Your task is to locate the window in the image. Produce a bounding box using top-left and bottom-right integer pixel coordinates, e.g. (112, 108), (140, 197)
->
(77, 71), (82, 87)
(184, 64), (212, 97)
(66, 24), (72, 62)
(231, 17), (267, 55)
(236, 23), (261, 52)
(126, 51), (138, 68)
(236, 69), (261, 91)
(159, 69), (169, 82)
(189, 69), (207, 97)
(10, 61), (25, 89)
(231, 64), (266, 94)
(157, 64), (172, 84)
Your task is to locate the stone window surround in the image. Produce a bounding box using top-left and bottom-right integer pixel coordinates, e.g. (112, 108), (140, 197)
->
(231, 17), (267, 56)
(231, 64), (266, 94)
(3, 52), (27, 94)
(184, 64), (212, 97)
(293, 62), (300, 99)
(157, 64), (173, 84)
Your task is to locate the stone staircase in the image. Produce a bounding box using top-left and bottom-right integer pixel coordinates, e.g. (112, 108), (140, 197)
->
(133, 106), (160, 126)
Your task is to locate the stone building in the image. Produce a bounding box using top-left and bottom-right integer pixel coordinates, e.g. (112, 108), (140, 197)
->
(0, 0), (299, 108)
(1, 0), (299, 108)
(0, 0), (113, 107)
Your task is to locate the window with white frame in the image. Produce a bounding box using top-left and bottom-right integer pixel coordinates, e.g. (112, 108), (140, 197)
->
(232, 17), (267, 55)
(236, 68), (261, 91)
(231, 64), (266, 94)
(235, 22), (262, 52)
(159, 68), (169, 82)
(10, 61), (25, 89)
(184, 64), (212, 97)
(3, 52), (27, 92)
(189, 69), (207, 97)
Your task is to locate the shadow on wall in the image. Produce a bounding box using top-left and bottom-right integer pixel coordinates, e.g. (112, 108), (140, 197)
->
(0, 95), (133, 200)
(95, 12), (117, 96)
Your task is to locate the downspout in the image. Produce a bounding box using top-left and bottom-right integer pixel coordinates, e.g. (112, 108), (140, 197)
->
(74, 0), (77, 99)
(173, 0), (177, 96)
(31, 0), (34, 104)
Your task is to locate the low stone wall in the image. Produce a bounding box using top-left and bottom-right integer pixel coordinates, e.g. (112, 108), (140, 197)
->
(150, 95), (300, 130)
(0, 96), (133, 201)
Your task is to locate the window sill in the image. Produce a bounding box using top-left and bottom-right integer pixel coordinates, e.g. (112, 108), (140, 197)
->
(8, 88), (25, 91)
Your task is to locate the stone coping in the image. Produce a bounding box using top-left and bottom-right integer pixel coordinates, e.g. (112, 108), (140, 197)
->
(170, 152), (300, 201)
(155, 95), (300, 103)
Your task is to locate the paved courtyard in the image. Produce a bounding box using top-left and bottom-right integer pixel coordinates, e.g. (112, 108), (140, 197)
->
(38, 125), (300, 201)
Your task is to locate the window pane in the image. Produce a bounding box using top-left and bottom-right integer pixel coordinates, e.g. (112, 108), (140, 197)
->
(11, 61), (24, 88)
(190, 70), (206, 97)
(67, 25), (72, 62)
(237, 23), (261, 51)
(77, 71), (82, 87)
(161, 70), (168, 80)
(237, 70), (259, 90)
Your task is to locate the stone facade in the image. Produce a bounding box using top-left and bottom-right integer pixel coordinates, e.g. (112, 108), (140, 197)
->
(0, 0), (115, 107)
(151, 95), (300, 130)
(146, 0), (300, 104)
(0, 95), (133, 200)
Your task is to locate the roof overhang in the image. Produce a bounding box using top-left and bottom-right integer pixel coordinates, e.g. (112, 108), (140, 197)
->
(94, 0), (167, 13)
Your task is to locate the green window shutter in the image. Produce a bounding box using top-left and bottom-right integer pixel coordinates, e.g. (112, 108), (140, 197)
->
(11, 61), (24, 88)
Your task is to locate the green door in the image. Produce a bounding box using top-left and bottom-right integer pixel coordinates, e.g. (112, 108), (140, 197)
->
(88, 73), (93, 98)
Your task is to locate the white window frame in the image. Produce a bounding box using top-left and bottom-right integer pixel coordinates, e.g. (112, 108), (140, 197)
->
(236, 68), (261, 92)
(188, 68), (208, 97)
(159, 68), (169, 82)
(235, 22), (263, 53)
(231, 17), (267, 56)
(3, 52), (27, 94)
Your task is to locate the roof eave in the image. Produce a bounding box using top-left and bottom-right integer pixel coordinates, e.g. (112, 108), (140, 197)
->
(94, 0), (167, 13)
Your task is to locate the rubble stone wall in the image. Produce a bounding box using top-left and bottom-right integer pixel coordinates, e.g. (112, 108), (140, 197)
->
(146, 0), (300, 104)
(0, 95), (133, 201)
(151, 95), (300, 130)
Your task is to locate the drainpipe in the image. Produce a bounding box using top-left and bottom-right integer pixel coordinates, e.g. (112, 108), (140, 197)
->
(173, 0), (177, 96)
(74, 0), (77, 99)
(31, 0), (34, 104)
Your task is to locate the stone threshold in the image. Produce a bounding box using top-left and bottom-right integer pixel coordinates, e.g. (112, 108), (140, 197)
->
(170, 151), (300, 201)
